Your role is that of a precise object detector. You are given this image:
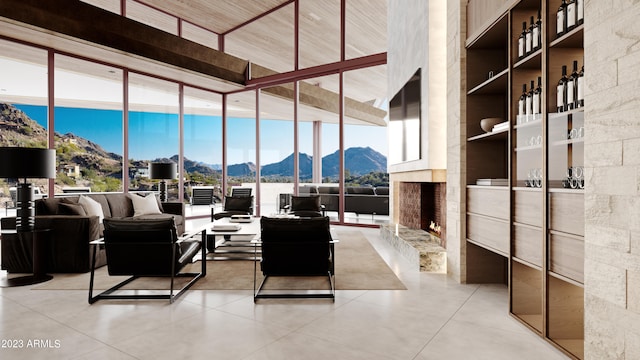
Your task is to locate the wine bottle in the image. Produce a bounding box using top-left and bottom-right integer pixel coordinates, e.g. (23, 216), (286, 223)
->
(519, 83), (527, 119)
(557, 65), (568, 112)
(533, 9), (541, 51)
(533, 76), (542, 115)
(577, 0), (584, 25)
(567, 61), (578, 110)
(557, 0), (567, 37)
(577, 64), (584, 108)
(526, 80), (534, 118)
(518, 22), (527, 59)
(567, 0), (577, 31)
(526, 16), (534, 55)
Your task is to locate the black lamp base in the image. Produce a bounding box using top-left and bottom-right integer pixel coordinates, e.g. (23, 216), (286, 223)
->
(159, 180), (167, 202)
(16, 182), (35, 232)
(0, 274), (53, 287)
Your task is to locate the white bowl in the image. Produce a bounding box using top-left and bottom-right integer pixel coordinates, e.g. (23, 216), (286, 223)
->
(480, 117), (503, 132)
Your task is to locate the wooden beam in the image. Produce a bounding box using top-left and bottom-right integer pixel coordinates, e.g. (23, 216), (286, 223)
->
(250, 63), (387, 126)
(0, 0), (248, 84)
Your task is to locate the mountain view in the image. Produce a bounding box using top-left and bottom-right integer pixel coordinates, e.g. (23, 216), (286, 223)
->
(0, 103), (387, 189)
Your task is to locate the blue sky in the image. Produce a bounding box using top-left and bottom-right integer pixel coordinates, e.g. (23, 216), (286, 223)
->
(15, 104), (387, 165)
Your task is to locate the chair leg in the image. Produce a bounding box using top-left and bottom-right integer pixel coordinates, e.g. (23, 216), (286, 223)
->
(254, 271), (335, 301)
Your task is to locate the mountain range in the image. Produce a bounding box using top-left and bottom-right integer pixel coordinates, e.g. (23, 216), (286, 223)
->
(0, 102), (387, 179)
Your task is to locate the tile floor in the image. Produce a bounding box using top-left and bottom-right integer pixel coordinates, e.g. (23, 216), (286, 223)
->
(0, 225), (569, 360)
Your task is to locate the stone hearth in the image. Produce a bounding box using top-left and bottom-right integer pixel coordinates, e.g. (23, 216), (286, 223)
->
(380, 223), (446, 273)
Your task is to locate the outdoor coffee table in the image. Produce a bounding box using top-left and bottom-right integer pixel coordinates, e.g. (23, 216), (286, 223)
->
(205, 217), (260, 260)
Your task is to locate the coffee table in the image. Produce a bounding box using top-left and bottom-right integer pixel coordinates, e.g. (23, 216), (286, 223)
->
(205, 217), (260, 260)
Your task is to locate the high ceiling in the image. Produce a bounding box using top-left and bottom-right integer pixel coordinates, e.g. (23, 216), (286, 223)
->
(0, 0), (388, 125)
(134, 0), (388, 121)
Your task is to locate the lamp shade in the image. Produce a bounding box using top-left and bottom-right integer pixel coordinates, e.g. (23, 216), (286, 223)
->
(0, 147), (56, 179)
(149, 162), (177, 180)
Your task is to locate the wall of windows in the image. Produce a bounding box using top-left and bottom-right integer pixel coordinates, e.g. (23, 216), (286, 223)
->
(226, 91), (257, 210)
(0, 39), (50, 205)
(183, 86), (222, 215)
(128, 73), (180, 199)
(54, 54), (124, 193)
(260, 84), (295, 216)
(0, 0), (389, 225)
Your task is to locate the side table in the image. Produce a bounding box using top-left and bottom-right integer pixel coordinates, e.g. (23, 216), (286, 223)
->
(0, 229), (53, 287)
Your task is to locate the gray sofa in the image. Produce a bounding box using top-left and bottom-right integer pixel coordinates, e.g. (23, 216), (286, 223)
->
(316, 186), (389, 216)
(1, 192), (184, 273)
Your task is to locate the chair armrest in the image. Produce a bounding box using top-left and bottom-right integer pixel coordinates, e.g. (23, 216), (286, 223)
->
(177, 225), (208, 245)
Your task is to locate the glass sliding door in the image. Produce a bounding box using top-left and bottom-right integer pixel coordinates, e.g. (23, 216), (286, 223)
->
(260, 84), (294, 216)
(54, 54), (124, 194)
(343, 66), (389, 225)
(183, 87), (223, 216)
(226, 91), (257, 213)
(0, 40), (50, 210)
(296, 74), (340, 220)
(128, 73), (179, 200)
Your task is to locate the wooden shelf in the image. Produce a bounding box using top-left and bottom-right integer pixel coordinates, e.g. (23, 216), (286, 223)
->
(467, 127), (508, 141)
(467, 185), (509, 189)
(514, 314), (544, 334)
(514, 49), (542, 69)
(550, 138), (584, 147)
(548, 108), (585, 120)
(512, 186), (542, 192)
(548, 188), (584, 194)
(467, 238), (509, 258)
(464, 1), (585, 359)
(547, 275), (584, 359)
(512, 256), (542, 271)
(514, 144), (542, 152)
(513, 117), (542, 129)
(550, 24), (584, 48)
(467, 68), (509, 95)
(466, 13), (508, 49)
(551, 339), (585, 360)
(548, 270), (584, 288)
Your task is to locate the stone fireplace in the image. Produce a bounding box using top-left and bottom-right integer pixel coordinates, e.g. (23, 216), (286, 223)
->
(398, 181), (446, 247)
(381, 171), (447, 273)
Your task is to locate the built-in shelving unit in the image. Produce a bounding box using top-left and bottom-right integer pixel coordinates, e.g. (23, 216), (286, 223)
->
(464, 0), (584, 358)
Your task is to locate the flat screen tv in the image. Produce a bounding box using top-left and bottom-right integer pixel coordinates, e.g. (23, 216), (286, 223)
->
(389, 68), (421, 164)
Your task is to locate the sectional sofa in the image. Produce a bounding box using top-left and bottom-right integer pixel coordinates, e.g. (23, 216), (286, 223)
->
(310, 185), (389, 216)
(1, 192), (185, 273)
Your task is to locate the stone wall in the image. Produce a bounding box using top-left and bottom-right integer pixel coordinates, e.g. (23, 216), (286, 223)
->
(446, 0), (466, 282)
(584, 1), (640, 359)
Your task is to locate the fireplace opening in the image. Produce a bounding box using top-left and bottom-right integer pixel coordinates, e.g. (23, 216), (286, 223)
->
(398, 182), (446, 247)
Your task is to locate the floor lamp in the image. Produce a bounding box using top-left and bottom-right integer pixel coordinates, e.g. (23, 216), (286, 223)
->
(149, 162), (177, 202)
(0, 147), (56, 232)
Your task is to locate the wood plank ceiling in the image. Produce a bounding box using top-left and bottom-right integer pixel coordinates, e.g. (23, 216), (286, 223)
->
(134, 0), (388, 124)
(0, 0), (387, 125)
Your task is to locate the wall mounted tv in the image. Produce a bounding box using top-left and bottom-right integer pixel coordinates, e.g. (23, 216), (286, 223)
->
(389, 68), (421, 164)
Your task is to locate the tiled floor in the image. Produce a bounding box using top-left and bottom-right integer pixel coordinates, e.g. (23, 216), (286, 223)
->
(0, 225), (568, 360)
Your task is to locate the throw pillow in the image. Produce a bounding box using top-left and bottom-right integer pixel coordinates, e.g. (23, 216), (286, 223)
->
(79, 195), (105, 223)
(58, 202), (88, 216)
(129, 193), (162, 217)
(40, 197), (62, 215)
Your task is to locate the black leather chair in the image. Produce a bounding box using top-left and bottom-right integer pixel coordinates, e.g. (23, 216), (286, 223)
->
(231, 187), (252, 197)
(211, 195), (253, 221)
(88, 218), (206, 304)
(254, 216), (335, 301)
(285, 195), (325, 217)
